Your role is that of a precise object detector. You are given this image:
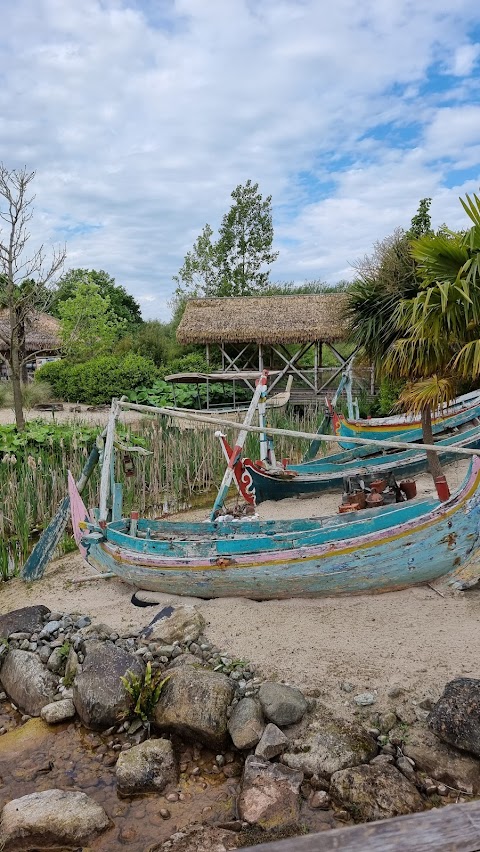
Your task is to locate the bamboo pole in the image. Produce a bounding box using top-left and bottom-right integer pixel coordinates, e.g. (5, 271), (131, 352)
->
(99, 399), (120, 521)
(119, 400), (480, 459)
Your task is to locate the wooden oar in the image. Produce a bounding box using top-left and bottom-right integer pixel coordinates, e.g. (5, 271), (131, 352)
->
(21, 431), (106, 582)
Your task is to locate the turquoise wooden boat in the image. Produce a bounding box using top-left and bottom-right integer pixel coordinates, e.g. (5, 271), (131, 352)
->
(69, 457), (480, 599)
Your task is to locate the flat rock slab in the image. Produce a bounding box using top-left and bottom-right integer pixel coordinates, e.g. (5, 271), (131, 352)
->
(238, 754), (303, 829)
(41, 699), (76, 725)
(428, 678), (480, 756)
(116, 737), (177, 795)
(148, 824), (242, 851)
(143, 606), (205, 644)
(0, 789), (109, 850)
(228, 697), (264, 750)
(0, 650), (58, 716)
(73, 641), (145, 729)
(330, 764), (424, 822)
(154, 665), (234, 749)
(258, 682), (307, 726)
(404, 724), (480, 793)
(0, 605), (49, 640)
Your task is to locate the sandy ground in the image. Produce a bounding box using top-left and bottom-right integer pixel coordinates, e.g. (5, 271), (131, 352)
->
(2, 456), (479, 719)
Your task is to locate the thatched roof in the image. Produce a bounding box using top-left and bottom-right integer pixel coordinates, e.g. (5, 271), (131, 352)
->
(0, 310), (61, 353)
(176, 295), (349, 345)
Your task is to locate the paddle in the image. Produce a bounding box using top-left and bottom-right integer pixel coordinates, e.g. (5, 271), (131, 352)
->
(22, 432), (105, 582)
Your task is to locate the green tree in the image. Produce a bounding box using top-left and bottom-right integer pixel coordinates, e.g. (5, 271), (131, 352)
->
(51, 268), (142, 330)
(116, 319), (179, 367)
(58, 281), (126, 362)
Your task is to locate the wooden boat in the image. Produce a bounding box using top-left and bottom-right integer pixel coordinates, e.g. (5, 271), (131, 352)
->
(70, 454), (480, 600)
(333, 391), (480, 447)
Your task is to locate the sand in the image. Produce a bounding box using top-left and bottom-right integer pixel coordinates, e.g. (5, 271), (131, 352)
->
(2, 455), (479, 719)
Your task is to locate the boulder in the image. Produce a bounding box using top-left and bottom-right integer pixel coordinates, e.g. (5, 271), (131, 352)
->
(404, 724), (480, 793)
(255, 723), (288, 759)
(0, 605), (49, 640)
(143, 606), (205, 644)
(428, 678), (480, 756)
(47, 647), (65, 674)
(148, 824), (242, 851)
(40, 699), (76, 725)
(154, 666), (234, 749)
(0, 650), (58, 716)
(228, 698), (264, 750)
(0, 789), (109, 850)
(258, 682), (307, 726)
(73, 641), (144, 729)
(282, 707), (378, 778)
(330, 764), (424, 822)
(238, 754), (303, 829)
(116, 737), (177, 795)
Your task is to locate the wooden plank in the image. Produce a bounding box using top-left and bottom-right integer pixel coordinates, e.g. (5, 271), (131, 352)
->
(99, 400), (119, 521)
(240, 800), (480, 852)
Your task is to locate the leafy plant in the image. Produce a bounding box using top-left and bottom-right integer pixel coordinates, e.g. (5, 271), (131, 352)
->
(36, 353), (158, 404)
(121, 662), (170, 725)
(58, 641), (71, 661)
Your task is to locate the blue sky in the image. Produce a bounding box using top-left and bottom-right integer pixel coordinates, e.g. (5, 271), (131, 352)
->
(0, 0), (479, 319)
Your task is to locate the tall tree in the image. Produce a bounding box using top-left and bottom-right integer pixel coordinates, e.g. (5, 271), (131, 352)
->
(0, 165), (65, 429)
(51, 268), (142, 330)
(58, 281), (126, 362)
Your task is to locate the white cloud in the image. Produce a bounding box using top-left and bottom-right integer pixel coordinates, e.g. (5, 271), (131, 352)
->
(450, 42), (480, 76)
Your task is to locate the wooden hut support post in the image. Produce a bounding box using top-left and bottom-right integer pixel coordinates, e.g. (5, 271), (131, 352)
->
(99, 399), (120, 522)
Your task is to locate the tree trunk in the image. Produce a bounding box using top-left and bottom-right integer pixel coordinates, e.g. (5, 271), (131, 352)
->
(421, 406), (443, 481)
(9, 309), (25, 431)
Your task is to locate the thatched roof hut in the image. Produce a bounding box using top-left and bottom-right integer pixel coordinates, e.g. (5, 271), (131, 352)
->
(176, 294), (349, 345)
(0, 310), (61, 354)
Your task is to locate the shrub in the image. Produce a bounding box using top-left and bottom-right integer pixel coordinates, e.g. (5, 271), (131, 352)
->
(35, 353), (158, 404)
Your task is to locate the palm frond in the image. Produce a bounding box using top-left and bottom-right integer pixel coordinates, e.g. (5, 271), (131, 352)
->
(397, 375), (457, 415)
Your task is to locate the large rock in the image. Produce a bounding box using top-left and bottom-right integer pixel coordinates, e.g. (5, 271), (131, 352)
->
(258, 682), (307, 726)
(148, 824), (242, 852)
(0, 789), (109, 850)
(116, 738), (177, 795)
(282, 707), (378, 778)
(40, 699), (76, 725)
(428, 678), (480, 756)
(0, 605), (49, 640)
(330, 764), (424, 821)
(154, 665), (234, 749)
(144, 606), (205, 644)
(0, 650), (58, 716)
(73, 641), (144, 729)
(228, 698), (264, 750)
(405, 724), (480, 792)
(238, 754), (303, 829)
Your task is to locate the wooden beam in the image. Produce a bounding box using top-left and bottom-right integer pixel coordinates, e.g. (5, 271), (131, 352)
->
(268, 343), (316, 393)
(240, 800), (480, 852)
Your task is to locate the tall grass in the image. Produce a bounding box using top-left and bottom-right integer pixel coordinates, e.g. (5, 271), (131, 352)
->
(0, 379), (53, 410)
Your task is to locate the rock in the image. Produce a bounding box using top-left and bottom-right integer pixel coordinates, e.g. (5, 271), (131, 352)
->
(330, 764), (424, 822)
(64, 647), (79, 682)
(396, 755), (416, 781)
(154, 666), (234, 749)
(309, 790), (330, 809)
(75, 615), (91, 629)
(238, 754), (303, 829)
(258, 682), (307, 726)
(387, 685), (406, 699)
(282, 706), (378, 778)
(73, 641), (144, 729)
(354, 692), (376, 706)
(40, 699), (76, 724)
(47, 647), (65, 674)
(404, 725), (480, 793)
(39, 620), (62, 639)
(228, 698), (264, 750)
(0, 650), (58, 716)
(255, 723), (288, 759)
(168, 652), (203, 669)
(378, 712), (397, 733)
(116, 737), (177, 795)
(428, 678), (480, 756)
(144, 607), (205, 645)
(0, 606), (49, 640)
(0, 789), (109, 850)
(37, 645), (52, 665)
(148, 824), (242, 851)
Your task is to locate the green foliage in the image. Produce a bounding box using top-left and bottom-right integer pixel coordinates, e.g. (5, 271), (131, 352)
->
(0, 380), (53, 410)
(0, 420), (97, 453)
(408, 197), (432, 239)
(35, 353), (158, 404)
(117, 320), (179, 367)
(121, 662), (170, 724)
(377, 377), (406, 415)
(58, 281), (127, 362)
(58, 641), (71, 661)
(51, 268), (143, 330)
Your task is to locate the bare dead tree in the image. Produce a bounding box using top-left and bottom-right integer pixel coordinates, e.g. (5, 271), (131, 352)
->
(0, 165), (66, 429)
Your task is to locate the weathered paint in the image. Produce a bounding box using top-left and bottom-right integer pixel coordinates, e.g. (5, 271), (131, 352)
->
(74, 458), (480, 599)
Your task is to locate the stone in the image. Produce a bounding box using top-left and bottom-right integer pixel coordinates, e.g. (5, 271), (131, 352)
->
(227, 698), (264, 750)
(39, 620), (62, 638)
(354, 692), (376, 706)
(64, 647), (79, 683)
(396, 755), (416, 781)
(238, 754), (303, 829)
(41, 699), (76, 724)
(0, 605), (49, 640)
(379, 711), (397, 733)
(75, 615), (91, 629)
(73, 641), (144, 729)
(0, 650), (58, 716)
(404, 724), (480, 793)
(148, 824), (242, 851)
(255, 723), (288, 759)
(47, 647), (65, 674)
(154, 665), (234, 749)
(258, 682), (307, 726)
(330, 764), (424, 822)
(0, 789), (109, 850)
(428, 678), (480, 756)
(116, 737), (177, 795)
(144, 606), (206, 645)
(282, 706), (378, 778)
(309, 790), (330, 809)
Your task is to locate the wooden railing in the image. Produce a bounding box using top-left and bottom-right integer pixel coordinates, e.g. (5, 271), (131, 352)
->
(241, 800), (480, 852)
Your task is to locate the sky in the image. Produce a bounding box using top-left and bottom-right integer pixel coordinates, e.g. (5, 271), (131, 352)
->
(1, 0), (480, 320)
